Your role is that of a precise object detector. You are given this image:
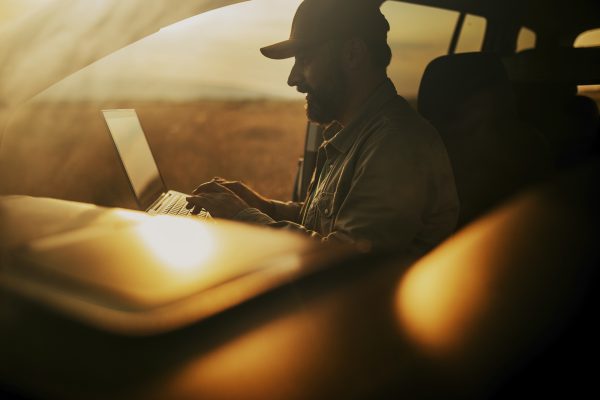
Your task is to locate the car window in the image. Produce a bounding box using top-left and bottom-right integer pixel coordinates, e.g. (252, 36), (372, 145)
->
(2, 0), (460, 208)
(574, 28), (600, 47)
(381, 1), (458, 104)
(573, 29), (600, 98)
(516, 27), (536, 52)
(455, 14), (487, 54)
(577, 84), (600, 100)
(0, 0), (47, 23)
(2, 0), (307, 207)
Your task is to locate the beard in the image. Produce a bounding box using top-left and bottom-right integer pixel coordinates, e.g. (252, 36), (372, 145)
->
(304, 67), (347, 125)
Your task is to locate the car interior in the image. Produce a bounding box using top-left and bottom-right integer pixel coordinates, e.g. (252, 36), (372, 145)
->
(0, 0), (598, 398)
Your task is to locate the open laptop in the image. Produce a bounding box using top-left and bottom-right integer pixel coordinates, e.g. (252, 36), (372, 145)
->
(102, 109), (209, 218)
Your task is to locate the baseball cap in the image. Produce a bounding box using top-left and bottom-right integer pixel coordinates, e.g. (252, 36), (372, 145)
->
(260, 0), (389, 60)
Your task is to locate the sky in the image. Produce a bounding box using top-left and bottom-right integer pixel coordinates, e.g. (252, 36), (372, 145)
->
(32, 0), (466, 101)
(1, 0), (599, 102)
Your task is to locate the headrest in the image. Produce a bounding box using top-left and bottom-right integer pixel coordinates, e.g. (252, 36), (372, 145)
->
(503, 47), (600, 85)
(418, 52), (516, 126)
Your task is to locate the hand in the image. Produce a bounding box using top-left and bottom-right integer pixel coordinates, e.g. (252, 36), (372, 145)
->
(199, 177), (274, 216)
(186, 181), (249, 219)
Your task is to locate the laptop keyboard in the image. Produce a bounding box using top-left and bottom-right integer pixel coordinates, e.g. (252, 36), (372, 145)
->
(154, 194), (209, 218)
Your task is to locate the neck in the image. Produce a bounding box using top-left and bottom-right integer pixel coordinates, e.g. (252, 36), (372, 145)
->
(337, 71), (388, 127)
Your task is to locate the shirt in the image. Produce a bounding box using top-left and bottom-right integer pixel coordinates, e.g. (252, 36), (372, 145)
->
(236, 79), (459, 256)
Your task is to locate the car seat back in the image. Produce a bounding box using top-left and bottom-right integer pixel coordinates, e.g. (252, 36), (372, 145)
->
(504, 47), (600, 169)
(418, 52), (551, 228)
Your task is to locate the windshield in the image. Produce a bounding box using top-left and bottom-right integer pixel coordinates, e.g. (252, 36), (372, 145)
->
(0, 0), (467, 208)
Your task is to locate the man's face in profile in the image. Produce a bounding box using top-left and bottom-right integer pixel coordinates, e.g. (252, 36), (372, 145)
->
(289, 42), (347, 125)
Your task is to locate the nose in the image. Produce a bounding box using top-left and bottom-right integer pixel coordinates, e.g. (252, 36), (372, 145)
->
(287, 59), (303, 89)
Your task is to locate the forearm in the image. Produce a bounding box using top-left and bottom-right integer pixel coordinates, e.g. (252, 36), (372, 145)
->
(267, 200), (303, 223)
(234, 202), (302, 226)
(233, 209), (359, 245)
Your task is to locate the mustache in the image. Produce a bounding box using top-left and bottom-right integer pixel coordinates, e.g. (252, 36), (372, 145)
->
(298, 85), (325, 104)
(296, 83), (312, 94)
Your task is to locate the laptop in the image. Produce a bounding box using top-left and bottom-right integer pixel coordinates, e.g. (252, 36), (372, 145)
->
(102, 109), (209, 218)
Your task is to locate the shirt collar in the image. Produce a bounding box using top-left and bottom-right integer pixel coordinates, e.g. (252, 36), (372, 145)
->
(322, 78), (398, 157)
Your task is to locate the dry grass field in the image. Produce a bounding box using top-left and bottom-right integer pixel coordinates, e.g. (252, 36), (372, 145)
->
(0, 100), (307, 209)
(0, 92), (598, 211)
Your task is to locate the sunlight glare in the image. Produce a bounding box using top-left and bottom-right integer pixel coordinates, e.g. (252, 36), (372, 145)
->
(0, 0), (48, 23)
(109, 208), (150, 223)
(395, 227), (491, 355)
(134, 216), (216, 275)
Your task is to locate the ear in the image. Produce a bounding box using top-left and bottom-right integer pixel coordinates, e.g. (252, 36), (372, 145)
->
(341, 38), (369, 71)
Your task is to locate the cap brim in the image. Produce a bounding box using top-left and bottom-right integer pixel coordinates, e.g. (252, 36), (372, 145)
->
(260, 39), (300, 60)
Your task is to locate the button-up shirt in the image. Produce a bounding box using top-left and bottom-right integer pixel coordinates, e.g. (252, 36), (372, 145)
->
(236, 79), (459, 256)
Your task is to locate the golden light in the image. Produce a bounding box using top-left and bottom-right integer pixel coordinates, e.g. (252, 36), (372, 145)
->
(395, 218), (501, 356)
(133, 216), (216, 275)
(0, 0), (46, 23)
(149, 294), (338, 400)
(108, 208), (150, 223)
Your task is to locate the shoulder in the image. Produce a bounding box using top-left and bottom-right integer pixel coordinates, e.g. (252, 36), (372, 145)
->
(362, 95), (445, 154)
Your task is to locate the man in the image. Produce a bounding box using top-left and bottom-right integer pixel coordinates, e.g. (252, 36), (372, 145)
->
(186, 0), (459, 255)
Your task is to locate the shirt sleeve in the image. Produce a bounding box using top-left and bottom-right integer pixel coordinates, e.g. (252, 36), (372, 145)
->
(270, 200), (303, 223)
(235, 119), (456, 253)
(234, 200), (303, 224)
(234, 207), (328, 240)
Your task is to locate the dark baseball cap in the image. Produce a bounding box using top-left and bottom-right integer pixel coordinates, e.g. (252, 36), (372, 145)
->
(260, 0), (389, 60)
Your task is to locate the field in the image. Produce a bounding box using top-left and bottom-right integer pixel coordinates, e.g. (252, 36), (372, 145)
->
(1, 92), (598, 211)
(0, 100), (307, 209)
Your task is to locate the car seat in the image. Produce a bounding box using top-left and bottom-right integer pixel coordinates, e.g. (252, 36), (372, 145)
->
(418, 52), (552, 228)
(504, 47), (600, 169)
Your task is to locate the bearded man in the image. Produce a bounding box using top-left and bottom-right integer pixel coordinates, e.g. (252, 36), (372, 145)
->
(186, 0), (459, 255)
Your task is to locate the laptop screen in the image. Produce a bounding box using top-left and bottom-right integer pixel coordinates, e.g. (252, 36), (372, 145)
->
(103, 109), (165, 210)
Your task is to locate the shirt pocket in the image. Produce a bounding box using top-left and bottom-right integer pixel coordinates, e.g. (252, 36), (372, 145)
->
(315, 192), (335, 232)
